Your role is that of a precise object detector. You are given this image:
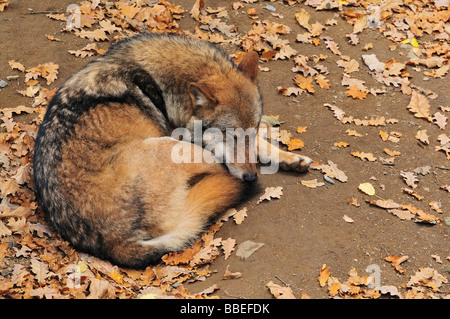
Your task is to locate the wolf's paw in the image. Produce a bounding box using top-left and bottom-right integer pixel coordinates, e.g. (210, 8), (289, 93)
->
(279, 153), (313, 172)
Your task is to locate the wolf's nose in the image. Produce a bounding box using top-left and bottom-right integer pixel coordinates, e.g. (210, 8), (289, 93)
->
(243, 173), (258, 182)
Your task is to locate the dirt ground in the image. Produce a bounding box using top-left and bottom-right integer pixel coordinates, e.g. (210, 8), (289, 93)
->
(0, 0), (448, 299)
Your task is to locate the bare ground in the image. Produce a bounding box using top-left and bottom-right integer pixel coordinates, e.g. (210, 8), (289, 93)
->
(0, 0), (448, 299)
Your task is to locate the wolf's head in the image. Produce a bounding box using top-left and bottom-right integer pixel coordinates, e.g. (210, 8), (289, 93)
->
(187, 51), (262, 182)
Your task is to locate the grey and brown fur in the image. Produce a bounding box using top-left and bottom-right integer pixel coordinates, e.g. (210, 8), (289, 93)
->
(33, 33), (312, 268)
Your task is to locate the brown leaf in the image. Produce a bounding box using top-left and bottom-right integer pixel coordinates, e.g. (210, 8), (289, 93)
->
(385, 255), (409, 273)
(351, 151), (377, 162)
(223, 265), (241, 280)
(233, 207), (248, 225)
(221, 238), (236, 260)
(400, 171), (418, 189)
(346, 85), (367, 99)
(257, 186), (283, 204)
(407, 91), (432, 121)
(266, 281), (296, 299)
(318, 264), (330, 287)
(294, 75), (315, 93)
(301, 179), (325, 188)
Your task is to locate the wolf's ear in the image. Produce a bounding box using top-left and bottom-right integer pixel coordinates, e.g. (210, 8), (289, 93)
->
(237, 51), (259, 82)
(189, 82), (217, 111)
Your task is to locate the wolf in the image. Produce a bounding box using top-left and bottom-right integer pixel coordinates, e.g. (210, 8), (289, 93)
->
(33, 33), (312, 268)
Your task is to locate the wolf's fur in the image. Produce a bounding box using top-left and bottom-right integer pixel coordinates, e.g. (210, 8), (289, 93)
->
(33, 33), (311, 268)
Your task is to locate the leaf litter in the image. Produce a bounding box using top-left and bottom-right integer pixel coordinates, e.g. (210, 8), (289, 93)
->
(1, 0), (449, 299)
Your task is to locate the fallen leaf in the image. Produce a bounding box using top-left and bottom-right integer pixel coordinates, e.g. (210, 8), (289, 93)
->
(235, 240), (264, 260)
(407, 91), (432, 121)
(346, 85), (367, 99)
(287, 138), (304, 151)
(294, 75), (315, 93)
(351, 151), (377, 162)
(407, 267), (448, 292)
(433, 112), (447, 130)
(233, 207), (248, 225)
(334, 142), (350, 148)
(400, 171), (418, 189)
(343, 215), (354, 223)
(8, 60), (25, 72)
(257, 186), (283, 204)
(385, 255), (409, 273)
(301, 179), (325, 188)
(362, 54), (385, 72)
(221, 238), (236, 260)
(318, 264), (330, 287)
(223, 265), (241, 280)
(266, 281), (296, 299)
(358, 183), (375, 196)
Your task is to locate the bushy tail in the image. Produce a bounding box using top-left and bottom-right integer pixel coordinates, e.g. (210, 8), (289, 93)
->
(107, 172), (243, 269)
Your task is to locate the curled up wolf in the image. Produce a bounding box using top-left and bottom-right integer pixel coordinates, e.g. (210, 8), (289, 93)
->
(33, 33), (313, 269)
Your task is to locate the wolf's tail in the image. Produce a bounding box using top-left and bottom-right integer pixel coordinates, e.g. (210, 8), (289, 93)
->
(106, 171), (244, 269)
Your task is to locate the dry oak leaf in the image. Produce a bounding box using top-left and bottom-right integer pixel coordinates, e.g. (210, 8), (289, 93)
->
(362, 54), (385, 73)
(433, 112), (447, 130)
(221, 238), (236, 260)
(266, 281), (296, 299)
(257, 186), (283, 204)
(311, 160), (348, 183)
(336, 58), (359, 73)
(400, 171), (418, 189)
(429, 201), (442, 214)
(348, 197), (360, 207)
(301, 179), (325, 188)
(223, 265), (241, 280)
(294, 75), (315, 93)
(233, 207), (247, 225)
(296, 126), (307, 134)
(346, 129), (364, 138)
(318, 264), (330, 287)
(295, 8), (311, 31)
(343, 215), (354, 223)
(8, 60), (25, 72)
(346, 85), (367, 99)
(287, 138), (304, 151)
(324, 38), (341, 55)
(334, 142), (350, 148)
(407, 267), (448, 292)
(407, 91), (432, 121)
(351, 151), (376, 162)
(75, 29), (108, 42)
(315, 74), (330, 89)
(384, 148), (401, 157)
(385, 255), (409, 274)
(415, 130), (430, 145)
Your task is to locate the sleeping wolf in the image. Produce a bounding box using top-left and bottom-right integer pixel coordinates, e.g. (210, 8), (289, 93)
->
(33, 33), (312, 268)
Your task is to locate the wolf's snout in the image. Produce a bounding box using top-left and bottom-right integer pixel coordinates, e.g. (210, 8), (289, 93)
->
(243, 172), (258, 182)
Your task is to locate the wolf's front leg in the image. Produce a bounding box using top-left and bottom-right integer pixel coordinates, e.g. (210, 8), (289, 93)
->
(257, 119), (313, 172)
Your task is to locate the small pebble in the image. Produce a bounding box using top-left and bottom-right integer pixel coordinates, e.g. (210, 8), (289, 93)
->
(265, 5), (276, 12)
(0, 80), (8, 88)
(324, 175), (335, 184)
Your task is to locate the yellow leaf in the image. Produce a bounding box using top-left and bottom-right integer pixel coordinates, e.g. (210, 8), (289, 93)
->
(287, 138), (304, 151)
(351, 151), (377, 162)
(346, 85), (367, 99)
(296, 126), (307, 134)
(334, 142), (350, 148)
(358, 183), (375, 196)
(294, 75), (315, 93)
(318, 264), (330, 287)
